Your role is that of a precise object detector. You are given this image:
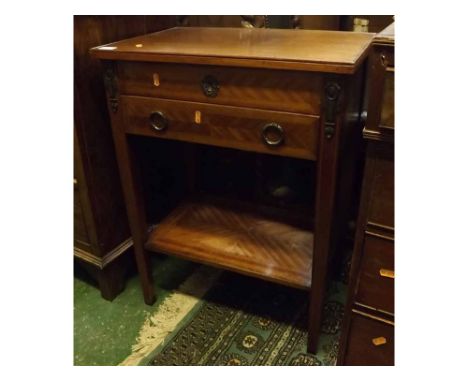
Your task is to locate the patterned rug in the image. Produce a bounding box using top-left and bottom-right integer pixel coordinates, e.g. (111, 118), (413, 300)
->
(143, 272), (345, 366)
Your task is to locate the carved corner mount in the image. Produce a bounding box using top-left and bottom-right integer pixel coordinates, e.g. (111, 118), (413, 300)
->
(323, 82), (342, 139)
(103, 62), (119, 113)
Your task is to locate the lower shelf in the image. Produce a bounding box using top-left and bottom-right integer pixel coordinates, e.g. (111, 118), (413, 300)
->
(145, 198), (314, 289)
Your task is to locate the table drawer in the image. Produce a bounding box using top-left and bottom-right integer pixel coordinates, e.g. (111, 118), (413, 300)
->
(119, 62), (322, 115)
(122, 96), (319, 160)
(356, 234), (394, 314)
(343, 312), (394, 366)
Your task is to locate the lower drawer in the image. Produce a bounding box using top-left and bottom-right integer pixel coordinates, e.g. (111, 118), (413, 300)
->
(355, 234), (394, 314)
(343, 312), (394, 366)
(121, 96), (320, 160)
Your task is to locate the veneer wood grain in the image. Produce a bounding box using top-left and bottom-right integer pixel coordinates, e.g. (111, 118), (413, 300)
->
(146, 198), (314, 289)
(95, 26), (371, 353)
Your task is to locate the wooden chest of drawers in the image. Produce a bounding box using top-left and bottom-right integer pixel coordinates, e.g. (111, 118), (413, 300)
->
(91, 27), (374, 353)
(338, 23), (395, 365)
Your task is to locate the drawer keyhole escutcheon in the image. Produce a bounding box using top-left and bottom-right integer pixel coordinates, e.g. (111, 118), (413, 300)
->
(372, 337), (387, 346)
(262, 123), (284, 147)
(149, 111), (168, 131)
(153, 73), (160, 87)
(194, 110), (202, 124)
(201, 75), (219, 97)
(323, 82), (342, 139)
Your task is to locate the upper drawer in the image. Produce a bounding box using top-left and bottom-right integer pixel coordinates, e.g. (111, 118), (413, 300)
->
(118, 62), (322, 115)
(122, 96), (319, 160)
(355, 234), (394, 314)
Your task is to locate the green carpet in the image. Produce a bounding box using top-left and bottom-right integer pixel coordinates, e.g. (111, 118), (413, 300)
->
(144, 272), (345, 366)
(73, 256), (197, 366)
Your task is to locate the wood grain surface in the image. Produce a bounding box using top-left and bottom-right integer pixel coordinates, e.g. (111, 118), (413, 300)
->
(145, 198), (314, 289)
(91, 27), (374, 73)
(119, 62), (322, 114)
(122, 96), (320, 160)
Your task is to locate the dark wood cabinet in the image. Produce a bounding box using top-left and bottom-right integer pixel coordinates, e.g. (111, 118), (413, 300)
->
(338, 23), (395, 365)
(73, 16), (177, 300)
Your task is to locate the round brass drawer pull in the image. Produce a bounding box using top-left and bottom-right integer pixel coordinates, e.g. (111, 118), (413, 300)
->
(201, 75), (219, 97)
(149, 111), (168, 131)
(262, 123), (284, 147)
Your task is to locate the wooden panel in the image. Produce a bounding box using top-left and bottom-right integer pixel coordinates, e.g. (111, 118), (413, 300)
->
(145, 198), (314, 289)
(343, 313), (394, 366)
(355, 235), (394, 314)
(368, 146), (394, 228)
(74, 184), (90, 248)
(380, 70), (394, 128)
(91, 27), (375, 73)
(74, 16), (175, 255)
(119, 62), (322, 115)
(363, 24), (394, 142)
(122, 96), (320, 160)
(73, 16), (177, 300)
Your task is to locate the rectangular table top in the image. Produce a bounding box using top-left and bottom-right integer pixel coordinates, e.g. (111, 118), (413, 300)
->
(91, 27), (375, 73)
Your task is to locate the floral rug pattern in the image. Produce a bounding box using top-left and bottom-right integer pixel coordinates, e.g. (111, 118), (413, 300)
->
(146, 272), (346, 366)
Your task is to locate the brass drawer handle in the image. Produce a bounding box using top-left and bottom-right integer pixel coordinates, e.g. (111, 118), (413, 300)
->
(201, 75), (219, 97)
(372, 337), (387, 346)
(379, 268), (394, 279)
(262, 123), (284, 147)
(149, 111), (168, 131)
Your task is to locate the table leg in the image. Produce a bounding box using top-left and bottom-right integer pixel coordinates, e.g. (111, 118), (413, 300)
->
(308, 79), (345, 353)
(103, 61), (156, 305)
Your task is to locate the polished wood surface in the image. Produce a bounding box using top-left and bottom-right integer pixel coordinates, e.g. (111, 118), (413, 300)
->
(338, 23), (395, 365)
(91, 27), (374, 73)
(119, 62), (322, 114)
(122, 96), (320, 160)
(96, 26), (371, 353)
(146, 198), (314, 289)
(307, 68), (367, 352)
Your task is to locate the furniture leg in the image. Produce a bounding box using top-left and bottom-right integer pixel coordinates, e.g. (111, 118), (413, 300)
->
(97, 259), (126, 301)
(113, 133), (155, 305)
(103, 62), (156, 305)
(307, 79), (344, 353)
